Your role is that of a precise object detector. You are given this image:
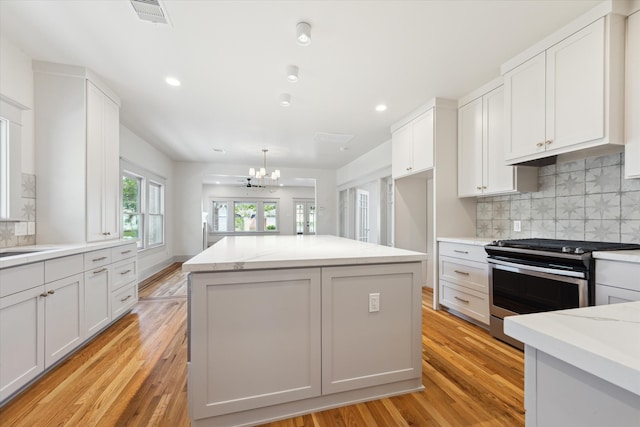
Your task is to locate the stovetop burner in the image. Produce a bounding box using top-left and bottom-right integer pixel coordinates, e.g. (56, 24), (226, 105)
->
(489, 238), (640, 255)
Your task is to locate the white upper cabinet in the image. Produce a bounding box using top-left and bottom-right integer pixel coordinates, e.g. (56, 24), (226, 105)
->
(391, 108), (434, 179)
(503, 14), (625, 165)
(626, 11), (640, 179)
(458, 81), (537, 197)
(34, 62), (121, 244)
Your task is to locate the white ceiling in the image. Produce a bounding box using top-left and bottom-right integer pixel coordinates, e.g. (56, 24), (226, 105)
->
(0, 0), (601, 170)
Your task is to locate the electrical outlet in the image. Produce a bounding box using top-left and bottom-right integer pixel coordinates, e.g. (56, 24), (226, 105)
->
(513, 220), (522, 232)
(369, 293), (380, 313)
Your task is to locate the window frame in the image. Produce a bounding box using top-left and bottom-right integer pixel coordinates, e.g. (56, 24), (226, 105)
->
(210, 197), (280, 235)
(120, 160), (166, 251)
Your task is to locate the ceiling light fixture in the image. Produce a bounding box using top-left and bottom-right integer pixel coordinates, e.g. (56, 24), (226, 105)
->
(165, 76), (181, 87)
(286, 65), (299, 82)
(375, 104), (387, 112)
(248, 149), (281, 191)
(279, 93), (291, 107)
(296, 22), (311, 46)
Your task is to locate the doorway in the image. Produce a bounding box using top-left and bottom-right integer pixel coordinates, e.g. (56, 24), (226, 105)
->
(294, 199), (316, 235)
(355, 189), (370, 242)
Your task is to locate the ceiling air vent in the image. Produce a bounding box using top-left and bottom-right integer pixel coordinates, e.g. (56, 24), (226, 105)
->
(313, 132), (354, 145)
(130, 0), (169, 24)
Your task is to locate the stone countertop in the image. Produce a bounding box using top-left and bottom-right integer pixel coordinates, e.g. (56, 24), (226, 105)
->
(0, 239), (136, 269)
(437, 237), (495, 246)
(593, 249), (640, 264)
(182, 235), (427, 273)
(504, 301), (640, 396)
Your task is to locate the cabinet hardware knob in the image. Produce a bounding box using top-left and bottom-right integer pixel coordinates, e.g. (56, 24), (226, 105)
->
(476, 186), (482, 190)
(40, 292), (48, 298)
(93, 267), (108, 274)
(454, 296), (470, 304)
(545, 140), (553, 145)
(536, 142), (544, 147)
(453, 250), (469, 254)
(120, 269), (132, 275)
(454, 270), (470, 276)
(47, 289), (55, 295)
(120, 295), (132, 302)
(482, 186), (487, 189)
(92, 256), (108, 262)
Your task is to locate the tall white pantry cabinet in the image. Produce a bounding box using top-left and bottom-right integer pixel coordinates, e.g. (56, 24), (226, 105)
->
(34, 61), (121, 244)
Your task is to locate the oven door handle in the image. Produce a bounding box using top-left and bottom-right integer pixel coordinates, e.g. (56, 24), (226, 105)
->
(488, 258), (587, 280)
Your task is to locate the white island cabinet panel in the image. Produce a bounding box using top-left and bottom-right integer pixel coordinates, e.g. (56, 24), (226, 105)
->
(189, 268), (321, 419)
(321, 263), (422, 394)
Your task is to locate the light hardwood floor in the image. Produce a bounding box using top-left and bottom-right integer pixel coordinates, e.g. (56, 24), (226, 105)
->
(0, 264), (524, 426)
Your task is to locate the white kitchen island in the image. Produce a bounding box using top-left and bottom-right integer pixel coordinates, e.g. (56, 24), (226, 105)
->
(182, 235), (427, 427)
(504, 302), (640, 427)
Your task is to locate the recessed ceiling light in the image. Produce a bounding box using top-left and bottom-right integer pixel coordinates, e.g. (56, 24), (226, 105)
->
(296, 22), (311, 46)
(215, 181), (221, 185)
(212, 148), (226, 154)
(286, 65), (299, 82)
(375, 104), (387, 112)
(279, 93), (292, 107)
(165, 76), (181, 87)
(339, 147), (349, 151)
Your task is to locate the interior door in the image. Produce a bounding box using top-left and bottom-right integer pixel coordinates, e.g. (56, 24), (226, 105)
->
(355, 189), (369, 242)
(295, 200), (316, 235)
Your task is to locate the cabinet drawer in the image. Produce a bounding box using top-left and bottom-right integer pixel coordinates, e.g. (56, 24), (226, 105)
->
(111, 243), (137, 263)
(84, 249), (111, 270)
(596, 260), (640, 292)
(45, 254), (84, 283)
(112, 282), (137, 319)
(0, 262), (45, 297)
(439, 256), (488, 293)
(112, 259), (137, 291)
(439, 280), (489, 325)
(596, 284), (640, 305)
(439, 242), (487, 263)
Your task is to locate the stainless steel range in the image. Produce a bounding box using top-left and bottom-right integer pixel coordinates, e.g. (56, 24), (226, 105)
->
(485, 238), (640, 349)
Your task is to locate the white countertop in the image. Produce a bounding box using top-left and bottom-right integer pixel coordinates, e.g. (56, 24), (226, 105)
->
(437, 237), (495, 246)
(504, 302), (640, 396)
(182, 235), (427, 272)
(0, 239), (136, 269)
(593, 249), (640, 264)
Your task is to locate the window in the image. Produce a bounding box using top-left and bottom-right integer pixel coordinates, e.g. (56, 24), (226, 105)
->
(211, 199), (278, 234)
(122, 173), (143, 247)
(0, 117), (8, 218)
(121, 160), (166, 249)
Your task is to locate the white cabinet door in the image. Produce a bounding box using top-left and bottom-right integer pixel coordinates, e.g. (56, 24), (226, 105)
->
(86, 81), (119, 242)
(484, 86), (514, 194)
(44, 273), (84, 367)
(0, 286), (45, 402)
(84, 266), (111, 337)
(189, 268), (321, 420)
(411, 109), (434, 172)
(505, 52), (546, 160)
(391, 123), (412, 178)
(458, 98), (483, 197)
(546, 18), (605, 151)
(626, 11), (640, 179)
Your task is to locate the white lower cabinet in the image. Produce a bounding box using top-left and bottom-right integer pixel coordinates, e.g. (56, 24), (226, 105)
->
(438, 241), (489, 325)
(44, 273), (84, 367)
(0, 242), (138, 405)
(595, 259), (640, 305)
(0, 285), (45, 402)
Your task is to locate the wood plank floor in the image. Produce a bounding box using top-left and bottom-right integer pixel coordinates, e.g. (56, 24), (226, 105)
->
(0, 264), (524, 426)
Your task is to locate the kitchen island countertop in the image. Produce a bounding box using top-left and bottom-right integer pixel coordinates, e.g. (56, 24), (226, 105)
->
(182, 234), (427, 272)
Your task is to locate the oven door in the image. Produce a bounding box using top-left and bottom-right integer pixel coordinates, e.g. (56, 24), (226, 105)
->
(488, 258), (588, 320)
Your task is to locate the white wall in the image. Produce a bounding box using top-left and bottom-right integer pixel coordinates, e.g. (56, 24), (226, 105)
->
(120, 125), (175, 280)
(202, 184), (315, 243)
(0, 34), (34, 174)
(336, 140), (391, 187)
(174, 162), (336, 258)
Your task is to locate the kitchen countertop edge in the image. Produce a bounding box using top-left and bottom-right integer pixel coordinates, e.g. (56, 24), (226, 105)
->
(437, 237), (495, 246)
(593, 249), (640, 263)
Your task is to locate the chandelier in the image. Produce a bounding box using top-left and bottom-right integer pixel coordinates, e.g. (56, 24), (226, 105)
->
(249, 149), (281, 190)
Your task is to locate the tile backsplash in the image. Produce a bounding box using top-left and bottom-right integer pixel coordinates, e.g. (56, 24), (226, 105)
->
(0, 173), (36, 248)
(476, 153), (640, 243)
